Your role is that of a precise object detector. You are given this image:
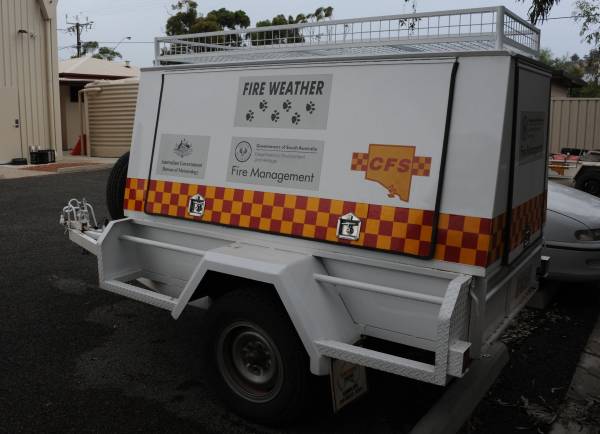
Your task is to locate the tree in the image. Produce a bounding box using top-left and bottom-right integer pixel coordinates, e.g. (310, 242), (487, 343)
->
(251, 6), (334, 46)
(575, 1), (600, 46)
(166, 1), (250, 48)
(166, 2), (249, 36)
(538, 47), (600, 96)
(71, 41), (122, 61)
(72, 41), (98, 58)
(517, 0), (600, 48)
(516, 0), (562, 23)
(166, 0), (200, 35)
(93, 47), (123, 61)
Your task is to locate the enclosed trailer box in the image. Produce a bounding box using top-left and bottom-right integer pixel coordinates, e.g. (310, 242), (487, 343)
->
(62, 7), (551, 424)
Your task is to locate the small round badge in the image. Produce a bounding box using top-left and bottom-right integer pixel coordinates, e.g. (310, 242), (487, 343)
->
(234, 141), (252, 163)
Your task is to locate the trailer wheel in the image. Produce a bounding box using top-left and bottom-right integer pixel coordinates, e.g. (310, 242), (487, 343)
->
(106, 152), (130, 220)
(201, 289), (313, 425)
(575, 171), (600, 197)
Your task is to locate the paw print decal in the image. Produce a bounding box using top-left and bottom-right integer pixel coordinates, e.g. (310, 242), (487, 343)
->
(246, 110), (254, 122)
(282, 100), (292, 112)
(271, 110), (280, 123)
(259, 100), (268, 112)
(306, 101), (316, 114)
(291, 112), (301, 125)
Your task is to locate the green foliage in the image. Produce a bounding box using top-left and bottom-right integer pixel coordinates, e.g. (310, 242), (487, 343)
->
(539, 47), (600, 96)
(166, 1), (251, 49)
(516, 0), (562, 24)
(93, 47), (123, 61)
(71, 41), (121, 61)
(575, 1), (600, 46)
(166, 1), (250, 35)
(166, 0), (199, 35)
(512, 1), (600, 51)
(71, 41), (98, 58)
(251, 6), (334, 46)
(166, 3), (334, 48)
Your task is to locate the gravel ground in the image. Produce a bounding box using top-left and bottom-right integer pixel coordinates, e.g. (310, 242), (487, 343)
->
(0, 170), (598, 433)
(465, 284), (600, 434)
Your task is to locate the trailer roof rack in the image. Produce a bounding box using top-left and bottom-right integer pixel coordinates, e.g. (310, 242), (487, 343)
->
(154, 6), (540, 66)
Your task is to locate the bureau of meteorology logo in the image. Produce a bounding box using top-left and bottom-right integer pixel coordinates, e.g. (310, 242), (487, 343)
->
(173, 138), (193, 158)
(350, 144), (432, 202)
(234, 141), (252, 162)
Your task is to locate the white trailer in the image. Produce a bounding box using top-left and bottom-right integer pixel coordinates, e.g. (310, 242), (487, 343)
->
(61, 7), (551, 425)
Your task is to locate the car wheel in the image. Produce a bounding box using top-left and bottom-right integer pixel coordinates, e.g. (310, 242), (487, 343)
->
(201, 289), (314, 426)
(106, 152), (130, 220)
(575, 171), (600, 197)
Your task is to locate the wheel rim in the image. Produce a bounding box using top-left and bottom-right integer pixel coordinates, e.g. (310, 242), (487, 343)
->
(217, 321), (284, 403)
(584, 179), (600, 196)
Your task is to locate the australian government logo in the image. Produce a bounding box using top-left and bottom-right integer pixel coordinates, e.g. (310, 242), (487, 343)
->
(157, 134), (209, 180)
(173, 138), (193, 158)
(351, 144), (432, 202)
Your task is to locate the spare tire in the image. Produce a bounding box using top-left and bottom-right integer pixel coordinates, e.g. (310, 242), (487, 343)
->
(106, 152), (130, 220)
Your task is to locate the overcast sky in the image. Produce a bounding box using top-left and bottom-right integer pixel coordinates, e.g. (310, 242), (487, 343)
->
(57, 0), (587, 67)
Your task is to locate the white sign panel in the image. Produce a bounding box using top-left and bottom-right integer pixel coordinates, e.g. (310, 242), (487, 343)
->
(234, 74), (333, 130)
(226, 137), (324, 191)
(151, 60), (456, 211)
(156, 134), (210, 180)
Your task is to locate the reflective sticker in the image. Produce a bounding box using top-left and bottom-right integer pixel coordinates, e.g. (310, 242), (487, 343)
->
(330, 359), (368, 413)
(336, 213), (361, 241)
(188, 194), (206, 217)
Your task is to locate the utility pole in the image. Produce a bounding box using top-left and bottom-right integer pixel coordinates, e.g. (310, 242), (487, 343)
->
(66, 15), (94, 58)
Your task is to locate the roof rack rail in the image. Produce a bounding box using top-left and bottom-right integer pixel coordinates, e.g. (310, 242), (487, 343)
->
(154, 6), (540, 66)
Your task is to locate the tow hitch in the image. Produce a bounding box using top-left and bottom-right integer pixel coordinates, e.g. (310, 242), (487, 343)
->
(59, 198), (104, 244)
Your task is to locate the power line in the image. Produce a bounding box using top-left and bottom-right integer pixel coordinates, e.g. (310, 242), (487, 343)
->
(543, 14), (600, 21)
(58, 41), (154, 52)
(91, 41), (154, 44)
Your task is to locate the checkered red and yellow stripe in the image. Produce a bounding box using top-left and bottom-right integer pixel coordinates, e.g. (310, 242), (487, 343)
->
(350, 153), (370, 172)
(350, 152), (432, 176)
(510, 193), (546, 249)
(124, 178), (545, 268)
(488, 213), (507, 265)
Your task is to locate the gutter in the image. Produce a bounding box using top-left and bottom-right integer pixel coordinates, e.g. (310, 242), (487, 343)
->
(42, 3), (61, 159)
(78, 87), (102, 157)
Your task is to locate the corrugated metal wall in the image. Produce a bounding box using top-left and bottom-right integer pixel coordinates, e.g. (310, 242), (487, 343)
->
(0, 0), (60, 157)
(85, 80), (139, 158)
(550, 97), (600, 154)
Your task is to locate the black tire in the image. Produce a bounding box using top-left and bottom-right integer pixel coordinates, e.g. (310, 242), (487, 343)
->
(575, 170), (600, 197)
(106, 152), (130, 220)
(201, 289), (314, 426)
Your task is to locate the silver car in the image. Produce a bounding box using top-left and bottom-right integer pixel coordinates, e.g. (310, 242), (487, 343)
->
(545, 181), (600, 281)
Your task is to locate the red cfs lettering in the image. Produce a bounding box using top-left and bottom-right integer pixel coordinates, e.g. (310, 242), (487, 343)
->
(369, 157), (412, 173)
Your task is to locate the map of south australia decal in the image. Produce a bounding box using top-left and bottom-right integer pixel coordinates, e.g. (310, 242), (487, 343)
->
(351, 144), (432, 202)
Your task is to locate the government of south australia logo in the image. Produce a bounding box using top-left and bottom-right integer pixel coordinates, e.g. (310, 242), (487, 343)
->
(234, 141), (252, 162)
(173, 138), (193, 158)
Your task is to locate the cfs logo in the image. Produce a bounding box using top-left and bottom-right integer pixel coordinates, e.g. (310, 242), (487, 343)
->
(351, 144), (432, 202)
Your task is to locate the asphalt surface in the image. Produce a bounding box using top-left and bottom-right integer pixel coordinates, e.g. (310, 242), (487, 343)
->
(0, 170), (598, 434)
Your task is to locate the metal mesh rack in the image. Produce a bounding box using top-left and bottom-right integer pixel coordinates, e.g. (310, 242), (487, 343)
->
(154, 6), (540, 66)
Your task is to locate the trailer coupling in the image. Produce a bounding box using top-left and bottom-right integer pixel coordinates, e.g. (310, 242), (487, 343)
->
(60, 198), (104, 252)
